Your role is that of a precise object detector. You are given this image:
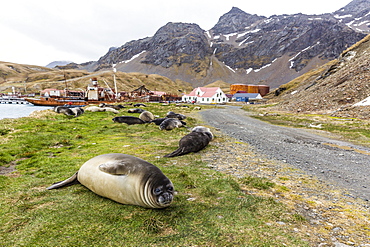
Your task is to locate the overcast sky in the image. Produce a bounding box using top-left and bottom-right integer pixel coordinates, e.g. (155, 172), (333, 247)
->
(0, 0), (352, 67)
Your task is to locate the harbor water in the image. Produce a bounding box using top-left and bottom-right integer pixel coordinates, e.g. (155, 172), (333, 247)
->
(0, 103), (52, 120)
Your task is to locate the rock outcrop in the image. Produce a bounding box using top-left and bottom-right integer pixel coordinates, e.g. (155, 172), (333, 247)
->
(333, 0), (370, 33)
(268, 34), (370, 119)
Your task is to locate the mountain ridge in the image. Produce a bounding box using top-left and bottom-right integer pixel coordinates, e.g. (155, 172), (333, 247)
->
(66, 0), (369, 89)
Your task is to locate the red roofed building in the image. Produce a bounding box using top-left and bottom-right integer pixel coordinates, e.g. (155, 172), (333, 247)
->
(182, 87), (229, 104)
(150, 91), (166, 96)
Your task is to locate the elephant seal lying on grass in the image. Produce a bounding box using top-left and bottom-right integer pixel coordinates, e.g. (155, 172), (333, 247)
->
(54, 106), (84, 117)
(112, 116), (146, 125)
(47, 153), (174, 208)
(159, 118), (186, 130)
(164, 126), (213, 157)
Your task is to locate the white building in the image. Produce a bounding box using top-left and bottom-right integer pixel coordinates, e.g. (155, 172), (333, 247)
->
(182, 87), (229, 104)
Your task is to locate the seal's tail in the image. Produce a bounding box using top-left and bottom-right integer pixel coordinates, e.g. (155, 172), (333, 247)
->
(46, 172), (80, 190)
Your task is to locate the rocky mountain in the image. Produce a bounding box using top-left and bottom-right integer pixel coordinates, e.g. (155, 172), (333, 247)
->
(69, 0), (369, 89)
(45, 61), (73, 68)
(333, 0), (370, 33)
(267, 34), (370, 119)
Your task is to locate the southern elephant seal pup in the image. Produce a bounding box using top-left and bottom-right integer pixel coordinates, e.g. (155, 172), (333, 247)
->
(85, 106), (106, 112)
(128, 108), (145, 113)
(112, 116), (146, 125)
(71, 107), (84, 117)
(99, 103), (125, 110)
(47, 153), (174, 208)
(159, 118), (186, 130)
(54, 106), (72, 115)
(54, 106), (84, 117)
(166, 111), (186, 120)
(150, 117), (168, 126)
(85, 106), (119, 114)
(133, 103), (146, 107)
(139, 111), (155, 122)
(104, 108), (119, 114)
(164, 126), (213, 157)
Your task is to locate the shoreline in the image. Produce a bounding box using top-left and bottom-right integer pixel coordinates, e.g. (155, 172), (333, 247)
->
(0, 104), (52, 120)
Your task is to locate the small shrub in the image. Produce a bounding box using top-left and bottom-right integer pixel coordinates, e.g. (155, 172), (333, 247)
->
(143, 217), (165, 234)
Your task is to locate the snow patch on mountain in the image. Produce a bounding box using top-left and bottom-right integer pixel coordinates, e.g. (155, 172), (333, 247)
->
(122, 51), (146, 64)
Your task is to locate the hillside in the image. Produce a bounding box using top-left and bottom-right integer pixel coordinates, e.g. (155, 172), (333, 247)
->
(64, 0), (369, 89)
(0, 61), (193, 95)
(203, 80), (231, 94)
(266, 34), (370, 119)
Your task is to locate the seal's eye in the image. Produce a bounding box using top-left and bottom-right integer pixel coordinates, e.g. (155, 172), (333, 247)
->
(154, 188), (162, 195)
(167, 186), (173, 191)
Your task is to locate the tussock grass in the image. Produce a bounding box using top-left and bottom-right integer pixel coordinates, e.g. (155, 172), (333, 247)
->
(0, 103), (309, 246)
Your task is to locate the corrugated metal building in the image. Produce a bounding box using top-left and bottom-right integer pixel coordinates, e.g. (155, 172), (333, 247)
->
(232, 93), (262, 102)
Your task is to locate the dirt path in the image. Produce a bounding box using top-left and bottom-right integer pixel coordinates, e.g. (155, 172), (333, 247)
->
(197, 105), (370, 245)
(199, 105), (370, 202)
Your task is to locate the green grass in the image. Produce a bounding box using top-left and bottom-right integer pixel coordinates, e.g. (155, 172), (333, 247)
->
(240, 176), (275, 190)
(0, 103), (309, 246)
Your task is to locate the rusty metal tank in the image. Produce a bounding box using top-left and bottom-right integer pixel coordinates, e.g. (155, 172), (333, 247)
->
(247, 85), (259, 93)
(231, 84), (270, 96)
(230, 84), (248, 95)
(258, 85), (270, 96)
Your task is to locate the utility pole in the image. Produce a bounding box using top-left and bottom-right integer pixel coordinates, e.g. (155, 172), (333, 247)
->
(113, 64), (118, 101)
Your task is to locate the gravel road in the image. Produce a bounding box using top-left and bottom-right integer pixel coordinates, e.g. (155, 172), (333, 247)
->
(199, 105), (370, 202)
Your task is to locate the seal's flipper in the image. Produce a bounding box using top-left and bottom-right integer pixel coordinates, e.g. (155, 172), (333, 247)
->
(46, 172), (80, 190)
(99, 161), (130, 175)
(164, 147), (186, 157)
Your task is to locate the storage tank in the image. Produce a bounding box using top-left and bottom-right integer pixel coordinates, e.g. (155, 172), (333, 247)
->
(258, 85), (270, 96)
(230, 84), (248, 95)
(247, 85), (259, 93)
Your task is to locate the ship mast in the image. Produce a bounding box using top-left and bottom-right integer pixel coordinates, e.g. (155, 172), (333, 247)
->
(63, 70), (68, 97)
